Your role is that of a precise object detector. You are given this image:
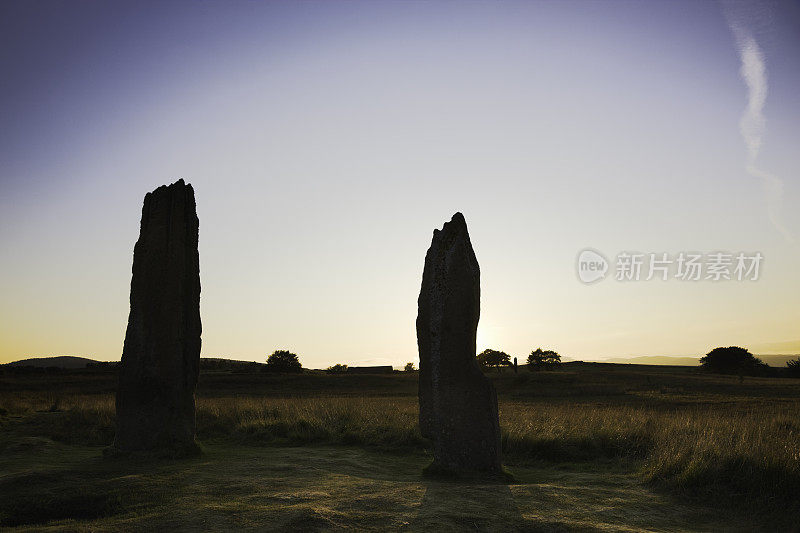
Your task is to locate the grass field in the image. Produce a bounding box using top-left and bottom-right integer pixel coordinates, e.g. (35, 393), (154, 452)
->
(1, 363), (798, 531)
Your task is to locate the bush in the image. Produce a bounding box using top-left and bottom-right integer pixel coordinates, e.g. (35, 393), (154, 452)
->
(477, 349), (511, 372)
(700, 347), (767, 376)
(265, 350), (302, 373)
(527, 348), (561, 371)
(326, 364), (348, 374)
(403, 362), (416, 372)
(786, 358), (800, 378)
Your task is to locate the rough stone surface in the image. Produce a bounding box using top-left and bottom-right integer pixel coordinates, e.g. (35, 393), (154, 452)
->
(417, 212), (502, 474)
(113, 179), (201, 455)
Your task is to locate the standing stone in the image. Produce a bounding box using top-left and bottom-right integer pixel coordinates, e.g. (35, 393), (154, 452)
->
(417, 213), (502, 475)
(112, 179), (201, 456)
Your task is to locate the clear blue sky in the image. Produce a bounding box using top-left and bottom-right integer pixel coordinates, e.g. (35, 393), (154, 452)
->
(1, 0), (799, 367)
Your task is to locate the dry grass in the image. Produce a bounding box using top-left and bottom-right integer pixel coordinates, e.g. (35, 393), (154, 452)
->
(1, 371), (799, 525)
(0, 445), (749, 531)
(197, 396), (424, 449)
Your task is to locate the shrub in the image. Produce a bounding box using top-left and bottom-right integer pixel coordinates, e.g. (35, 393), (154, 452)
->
(700, 347), (767, 376)
(403, 362), (416, 372)
(527, 348), (561, 371)
(326, 364), (348, 374)
(265, 350), (302, 373)
(786, 357), (800, 378)
(477, 349), (511, 372)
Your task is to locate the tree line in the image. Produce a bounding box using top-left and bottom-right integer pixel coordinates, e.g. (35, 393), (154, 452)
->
(260, 346), (800, 378)
(476, 348), (562, 372)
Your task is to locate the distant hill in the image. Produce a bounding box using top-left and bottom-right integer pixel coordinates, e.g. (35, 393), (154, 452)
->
(757, 354), (800, 367)
(603, 356), (700, 366)
(5, 356), (100, 369)
(3, 356), (264, 371)
(594, 354), (799, 367)
(7, 353), (797, 371)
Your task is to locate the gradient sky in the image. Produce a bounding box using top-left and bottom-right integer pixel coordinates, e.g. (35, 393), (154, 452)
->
(1, 0), (799, 367)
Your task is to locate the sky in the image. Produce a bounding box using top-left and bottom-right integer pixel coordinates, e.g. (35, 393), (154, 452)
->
(1, 0), (799, 368)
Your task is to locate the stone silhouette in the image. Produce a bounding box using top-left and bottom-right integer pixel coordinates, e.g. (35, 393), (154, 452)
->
(417, 213), (502, 475)
(112, 179), (201, 456)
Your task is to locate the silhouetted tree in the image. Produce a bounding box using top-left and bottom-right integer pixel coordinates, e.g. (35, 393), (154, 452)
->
(477, 349), (511, 372)
(265, 350), (302, 373)
(786, 357), (800, 378)
(700, 346), (767, 376)
(325, 363), (348, 374)
(527, 348), (561, 371)
(404, 362), (416, 372)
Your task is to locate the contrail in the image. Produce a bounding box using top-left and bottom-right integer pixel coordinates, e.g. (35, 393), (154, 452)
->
(726, 12), (794, 242)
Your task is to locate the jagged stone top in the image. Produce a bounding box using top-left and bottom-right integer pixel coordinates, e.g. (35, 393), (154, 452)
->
(427, 212), (478, 274)
(137, 179), (198, 242)
(433, 212), (467, 238)
(140, 178), (196, 216)
(145, 178), (194, 200)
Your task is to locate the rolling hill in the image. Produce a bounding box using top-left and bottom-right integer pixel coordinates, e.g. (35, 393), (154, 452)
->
(4, 356), (100, 369)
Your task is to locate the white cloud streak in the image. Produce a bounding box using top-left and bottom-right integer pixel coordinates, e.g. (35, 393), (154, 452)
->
(728, 22), (794, 242)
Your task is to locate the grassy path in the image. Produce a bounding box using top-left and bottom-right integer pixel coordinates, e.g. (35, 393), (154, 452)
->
(0, 441), (755, 532)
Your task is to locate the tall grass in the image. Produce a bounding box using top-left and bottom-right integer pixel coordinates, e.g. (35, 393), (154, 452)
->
(501, 402), (655, 461)
(640, 406), (800, 515)
(196, 396), (424, 449)
(2, 393), (798, 518)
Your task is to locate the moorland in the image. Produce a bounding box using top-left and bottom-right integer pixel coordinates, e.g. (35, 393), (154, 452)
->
(1, 362), (798, 531)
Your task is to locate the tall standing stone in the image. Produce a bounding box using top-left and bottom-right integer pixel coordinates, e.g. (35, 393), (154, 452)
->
(112, 179), (201, 456)
(417, 213), (502, 475)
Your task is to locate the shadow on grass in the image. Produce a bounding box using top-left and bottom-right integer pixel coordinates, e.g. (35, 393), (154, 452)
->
(0, 452), (197, 527)
(503, 433), (653, 464)
(0, 468), (140, 527)
(644, 454), (800, 531)
(409, 482), (597, 533)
